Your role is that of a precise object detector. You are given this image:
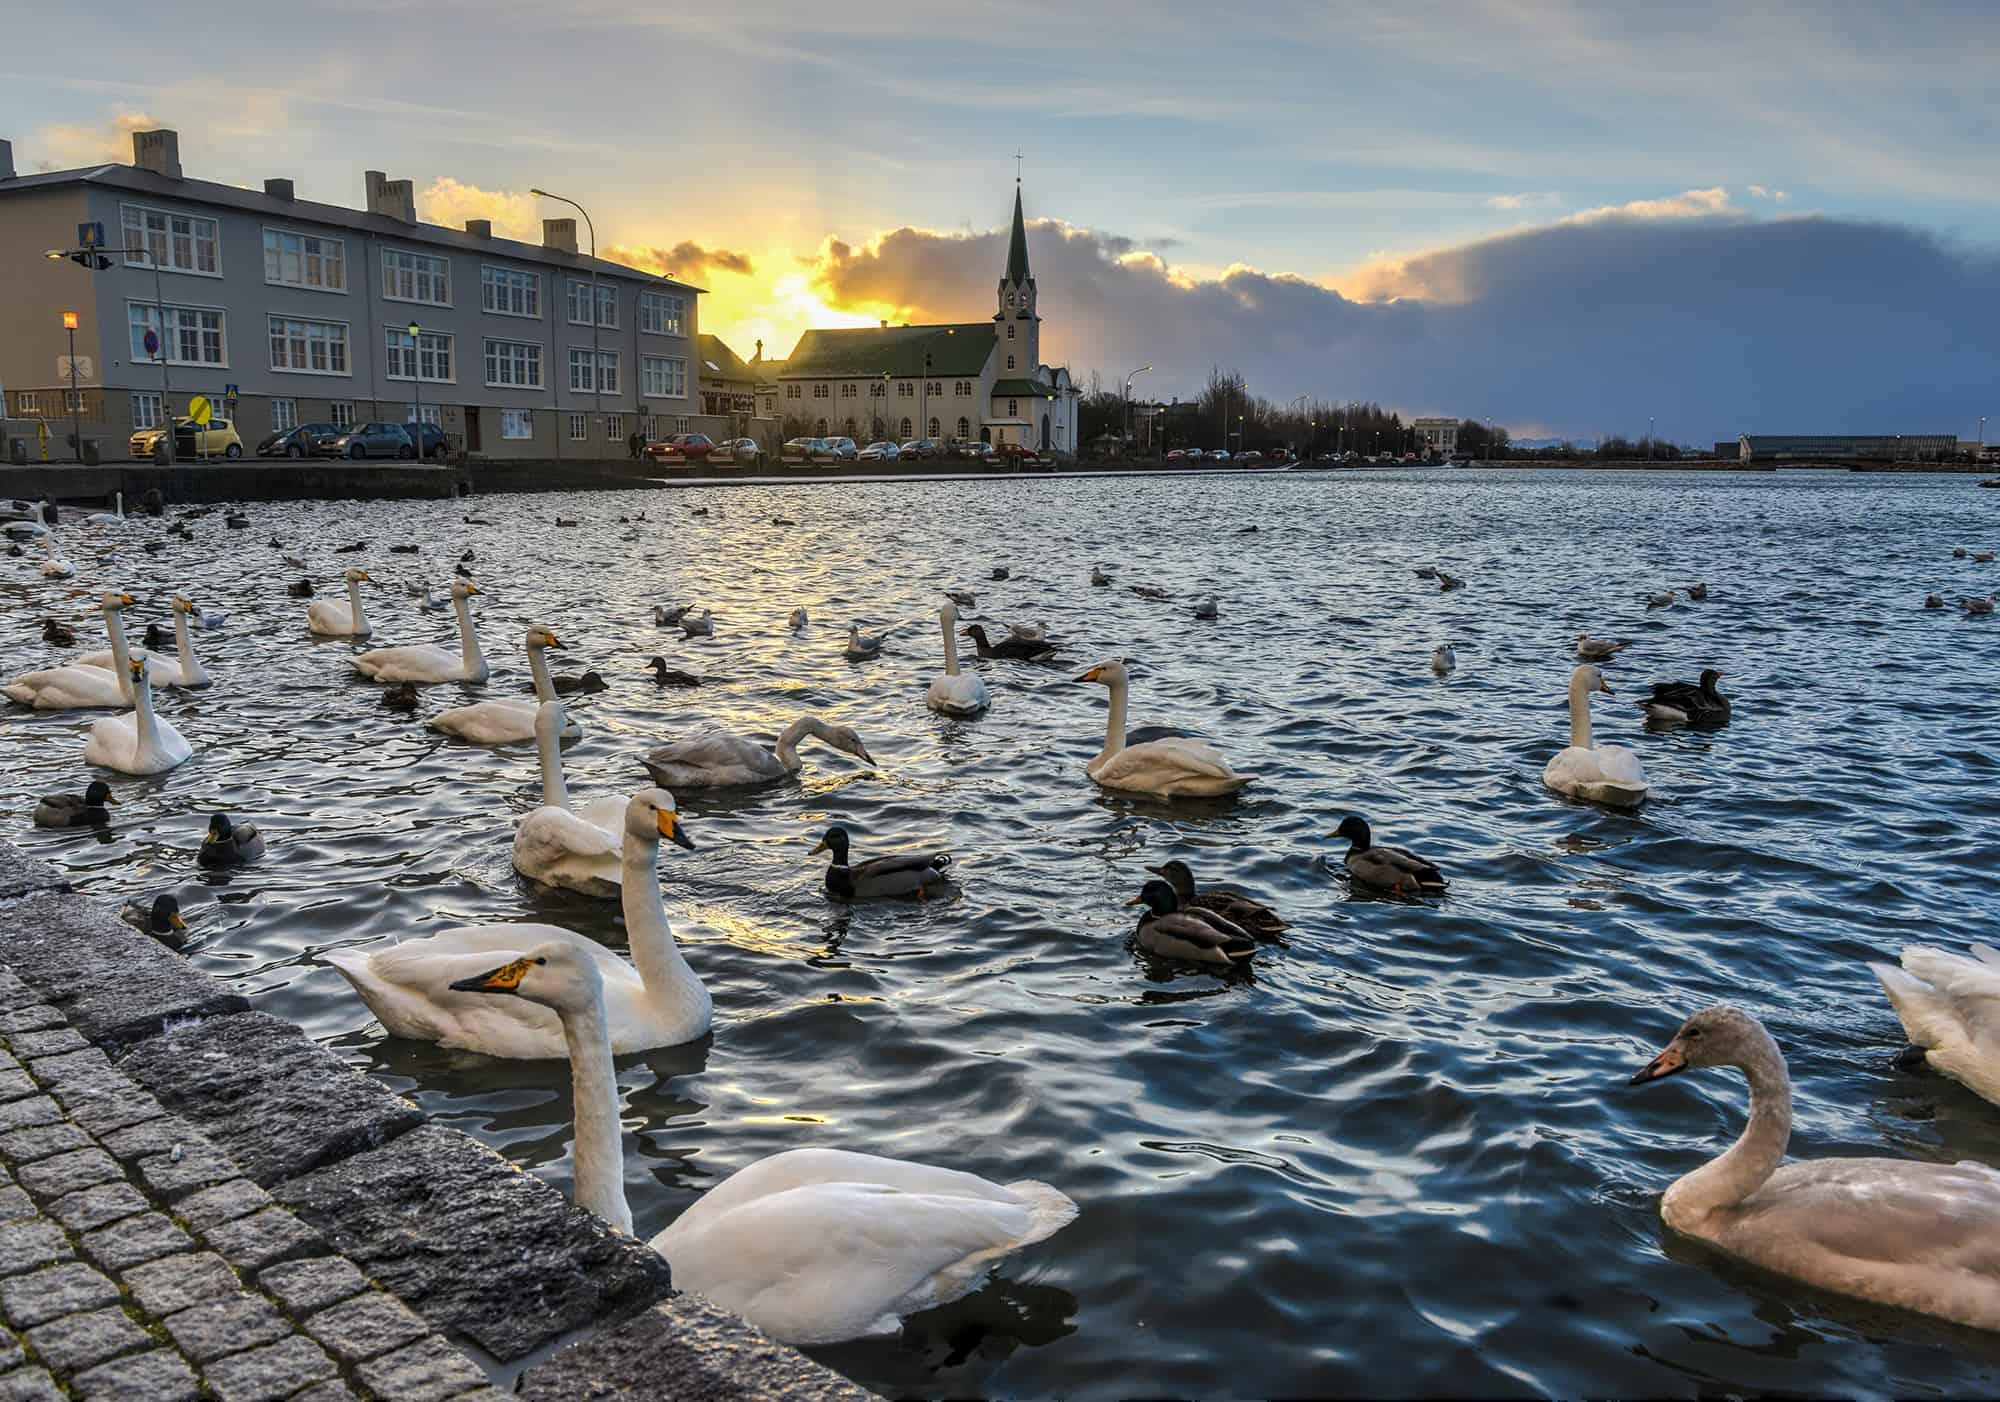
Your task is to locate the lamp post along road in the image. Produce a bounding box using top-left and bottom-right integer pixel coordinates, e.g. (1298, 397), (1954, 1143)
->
(47, 244), (173, 463)
(61, 311), (81, 464)
(532, 188), (598, 452)
(1124, 364), (1151, 457)
(406, 320), (423, 457)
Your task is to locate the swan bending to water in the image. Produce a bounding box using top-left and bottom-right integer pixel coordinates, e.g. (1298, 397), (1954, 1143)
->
(430, 627), (577, 744)
(327, 790), (706, 1058)
(80, 594), (209, 688)
(6, 593), (137, 709)
(450, 941), (1076, 1343)
(642, 716), (874, 790)
(1075, 658), (1251, 799)
(84, 658), (192, 776)
(40, 532), (73, 579)
(308, 568), (374, 637)
(1543, 663), (1648, 807)
(1630, 1006), (2000, 1333)
(352, 581), (488, 684)
(512, 701), (628, 896)
(1873, 945), (2000, 1108)
(927, 601), (989, 716)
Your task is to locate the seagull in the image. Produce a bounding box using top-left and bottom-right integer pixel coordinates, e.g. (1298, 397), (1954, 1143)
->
(1090, 567), (1112, 587)
(788, 607), (809, 631)
(1431, 644), (1456, 674)
(1414, 566), (1438, 580)
(945, 589), (977, 608)
(653, 604), (690, 627)
(844, 625), (883, 660)
(1576, 635), (1626, 660)
(681, 609), (714, 638)
(1007, 622), (1048, 643)
(1646, 590), (1675, 609)
(282, 553), (306, 569)
(1193, 596), (1219, 620)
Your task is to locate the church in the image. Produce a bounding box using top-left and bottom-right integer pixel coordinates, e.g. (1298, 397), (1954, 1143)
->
(753, 184), (1079, 453)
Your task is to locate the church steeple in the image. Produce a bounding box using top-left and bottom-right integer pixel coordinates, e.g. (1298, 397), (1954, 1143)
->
(997, 179), (1040, 376)
(1005, 183), (1031, 286)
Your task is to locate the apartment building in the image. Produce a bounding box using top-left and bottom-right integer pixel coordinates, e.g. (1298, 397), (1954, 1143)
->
(0, 129), (703, 460)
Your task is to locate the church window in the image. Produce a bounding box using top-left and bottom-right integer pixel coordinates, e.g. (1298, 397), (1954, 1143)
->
(812, 383), (828, 398)
(929, 417), (941, 437)
(816, 417), (827, 435)
(897, 381), (914, 398)
(840, 382), (856, 398)
(900, 417), (912, 438)
(1006, 324), (1014, 340)
(785, 383), (800, 399)
(957, 416), (970, 439)
(1008, 399), (1018, 416)
(870, 381), (885, 397)
(955, 381), (971, 396)
(1006, 355), (1015, 370)
(1006, 292), (1015, 308)
(925, 380), (941, 395)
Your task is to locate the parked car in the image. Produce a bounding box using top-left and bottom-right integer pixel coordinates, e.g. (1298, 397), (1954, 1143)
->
(898, 439), (942, 460)
(958, 441), (998, 464)
(857, 441), (901, 461)
(1237, 450), (1264, 465)
(822, 436), (859, 460)
(646, 432), (718, 463)
(1205, 449), (1231, 462)
(712, 437), (765, 466)
(323, 422), (413, 460)
(407, 423), (450, 460)
(257, 423), (341, 459)
(131, 416), (243, 461)
(782, 437), (846, 464)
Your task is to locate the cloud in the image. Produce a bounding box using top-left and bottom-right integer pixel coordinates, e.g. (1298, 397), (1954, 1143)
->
(31, 110), (162, 170)
(1565, 187), (1736, 223)
(1748, 184), (1792, 202)
(1485, 192), (1559, 211)
(418, 178), (541, 240)
(606, 241), (756, 281)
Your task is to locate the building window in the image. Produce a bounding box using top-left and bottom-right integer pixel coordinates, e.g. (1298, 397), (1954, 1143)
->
(897, 381), (914, 398)
(262, 229), (345, 292)
(929, 417), (941, 438)
(481, 266), (540, 318)
(568, 412), (588, 441)
(1006, 323), (1014, 340)
(268, 316), (350, 375)
(63, 390), (88, 413)
(868, 382), (885, 398)
(385, 327), (454, 382)
(957, 416), (970, 439)
(407, 404), (441, 427)
(128, 302), (227, 367)
(638, 290), (686, 336)
(815, 417), (827, 436)
(785, 384), (801, 400)
(271, 399), (298, 432)
(382, 248), (451, 305)
(568, 348), (619, 394)
(605, 413), (624, 440)
(1006, 355), (1015, 370)
(566, 280), (617, 327)
(14, 392), (41, 415)
(1006, 291), (1015, 308)
(812, 383), (828, 399)
(955, 381), (972, 396)
(839, 382), (857, 398)
(641, 355), (686, 398)
(330, 401), (355, 428)
(1008, 399), (1018, 416)
(899, 417), (912, 439)
(921, 380), (937, 395)
(483, 339), (543, 388)
(121, 204), (219, 276)
(130, 392), (163, 429)
(500, 409), (533, 440)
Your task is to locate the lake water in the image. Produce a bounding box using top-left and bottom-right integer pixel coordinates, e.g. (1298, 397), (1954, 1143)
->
(5, 467), (1999, 1396)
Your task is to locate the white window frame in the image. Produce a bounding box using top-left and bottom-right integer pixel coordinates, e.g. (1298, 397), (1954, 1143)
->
(567, 348), (618, 395)
(262, 227), (347, 293)
(63, 389), (88, 413)
(483, 338), (543, 390)
(638, 289), (686, 336)
(128, 300), (228, 368)
(899, 417), (912, 439)
(130, 391), (163, 429)
(929, 417), (941, 438)
(329, 401), (356, 428)
(480, 265), (541, 319)
(267, 315), (352, 377)
(641, 355), (687, 399)
(15, 392), (41, 415)
(271, 398), (298, 432)
(897, 381), (914, 398)
(605, 413), (624, 441)
(566, 279), (617, 328)
(785, 383), (801, 400)
(812, 383), (828, 399)
(382, 247), (452, 306)
(499, 408), (534, 440)
(957, 416), (971, 439)
(567, 412), (589, 441)
(1006, 354), (1016, 370)
(385, 327), (455, 384)
(120, 203), (220, 277)
(1006, 323), (1014, 339)
(406, 404), (442, 427)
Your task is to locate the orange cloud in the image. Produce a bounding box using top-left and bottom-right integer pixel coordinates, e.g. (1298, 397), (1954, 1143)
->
(33, 111), (163, 171)
(418, 177), (541, 240)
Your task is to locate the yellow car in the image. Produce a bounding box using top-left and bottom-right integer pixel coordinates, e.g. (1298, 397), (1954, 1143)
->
(130, 417), (244, 461)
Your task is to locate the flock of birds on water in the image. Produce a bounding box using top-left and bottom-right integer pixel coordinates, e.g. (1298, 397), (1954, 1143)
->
(9, 488), (2000, 1353)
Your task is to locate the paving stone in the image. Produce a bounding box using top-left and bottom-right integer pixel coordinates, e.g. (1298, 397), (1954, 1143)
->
(0, 1337), (20, 1373)
(96, 1116), (183, 1163)
(0, 1220), (72, 1275)
(202, 1333), (338, 1402)
(351, 1334), (489, 1402)
(0, 1191), (34, 1226)
(134, 1142), (238, 1201)
(177, 1178), (272, 1232)
(121, 1013), (424, 1188)
(285, 1382), (360, 1402)
(22, 1048), (113, 1091)
(0, 845), (68, 900)
(0, 1073), (35, 1105)
(46, 1181), (148, 1233)
(78, 1210), (194, 1271)
(0, 1262), (119, 1329)
(0, 1366), (63, 1401)
(305, 1289), (429, 1364)
(160, 1291), (292, 1363)
(16, 1148), (122, 1202)
(273, 1123), (673, 1361)
(61, 1084), (167, 1138)
(0, 1009), (63, 1037)
(254, 1257), (366, 1317)
(201, 1206), (325, 1277)
(0, 891), (246, 1050)
(120, 1251), (242, 1316)
(0, 1124), (89, 1165)
(0, 1100), (60, 1137)
(23, 1305), (148, 1377)
(5, 1031), (86, 1062)
(71, 1347), (200, 1401)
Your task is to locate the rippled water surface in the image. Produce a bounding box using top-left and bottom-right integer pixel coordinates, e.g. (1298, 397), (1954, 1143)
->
(6, 467), (2000, 1396)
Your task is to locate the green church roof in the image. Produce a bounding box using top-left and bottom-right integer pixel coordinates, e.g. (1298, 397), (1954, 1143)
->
(782, 323), (996, 379)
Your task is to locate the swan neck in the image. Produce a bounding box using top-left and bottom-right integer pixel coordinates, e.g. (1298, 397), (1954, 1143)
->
(941, 615), (961, 676)
(774, 717), (815, 771)
(1100, 674), (1130, 760)
(619, 837), (705, 1028)
(173, 609), (204, 683)
(347, 577), (370, 633)
(132, 671), (160, 755)
(536, 719), (570, 809)
(1568, 678), (1594, 750)
(1667, 1039), (1792, 1225)
(105, 606), (135, 702)
(560, 991), (633, 1235)
(454, 595), (484, 670)
(527, 641), (555, 702)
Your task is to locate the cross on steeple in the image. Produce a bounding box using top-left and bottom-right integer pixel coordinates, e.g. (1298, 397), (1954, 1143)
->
(1013, 151), (1023, 183)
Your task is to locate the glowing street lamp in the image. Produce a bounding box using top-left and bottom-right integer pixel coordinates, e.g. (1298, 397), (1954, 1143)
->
(61, 311), (81, 463)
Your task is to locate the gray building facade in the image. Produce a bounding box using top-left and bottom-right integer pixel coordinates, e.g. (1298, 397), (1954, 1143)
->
(0, 129), (704, 460)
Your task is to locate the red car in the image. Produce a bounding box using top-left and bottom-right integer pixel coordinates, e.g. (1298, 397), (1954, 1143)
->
(646, 433), (717, 463)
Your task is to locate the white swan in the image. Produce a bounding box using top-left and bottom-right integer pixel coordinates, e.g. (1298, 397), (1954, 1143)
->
(926, 601), (989, 716)
(5, 592), (137, 709)
(40, 531), (73, 579)
(448, 941), (1077, 1342)
(1873, 945), (2000, 1107)
(84, 493), (125, 526)
(1074, 658), (1252, 798)
(325, 789), (706, 1059)
(78, 594), (210, 688)
(84, 657), (192, 775)
(308, 568), (373, 637)
(1543, 663), (1648, 807)
(512, 701), (625, 896)
(1631, 1005), (2000, 1332)
(640, 716), (874, 790)
(352, 580), (489, 684)
(430, 627), (577, 744)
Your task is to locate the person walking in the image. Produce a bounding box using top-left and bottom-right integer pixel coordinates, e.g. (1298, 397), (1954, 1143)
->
(627, 428), (644, 461)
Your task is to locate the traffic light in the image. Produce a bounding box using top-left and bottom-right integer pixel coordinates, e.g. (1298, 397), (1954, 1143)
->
(66, 251), (113, 271)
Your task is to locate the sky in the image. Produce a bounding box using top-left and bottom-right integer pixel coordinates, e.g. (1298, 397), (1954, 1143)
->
(4, 0), (1997, 442)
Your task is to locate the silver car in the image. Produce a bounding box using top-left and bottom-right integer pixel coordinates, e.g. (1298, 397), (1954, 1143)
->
(857, 441), (901, 461)
(822, 436), (859, 460)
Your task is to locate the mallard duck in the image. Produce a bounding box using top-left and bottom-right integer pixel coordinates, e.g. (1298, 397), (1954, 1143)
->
(555, 517), (579, 528)
(1438, 571), (1464, 592)
(1127, 880), (1255, 965)
(844, 625), (883, 660)
(1332, 816), (1447, 898)
(1143, 859), (1288, 937)
(120, 894), (188, 948)
(34, 780), (114, 828)
(647, 656), (702, 687)
(1925, 594), (1945, 609)
(961, 624), (1058, 662)
(287, 579), (314, 599)
(390, 543), (419, 554)
(1639, 668), (1731, 725)
(1431, 644), (1456, 674)
(381, 682), (420, 712)
(198, 814), (266, 868)
(41, 619), (77, 647)
(812, 826), (952, 901)
(551, 670), (607, 696)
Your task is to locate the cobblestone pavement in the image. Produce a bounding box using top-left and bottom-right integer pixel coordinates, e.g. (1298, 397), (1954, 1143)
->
(0, 965), (502, 1402)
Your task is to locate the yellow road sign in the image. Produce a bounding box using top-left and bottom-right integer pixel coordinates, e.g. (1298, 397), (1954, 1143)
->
(188, 395), (212, 425)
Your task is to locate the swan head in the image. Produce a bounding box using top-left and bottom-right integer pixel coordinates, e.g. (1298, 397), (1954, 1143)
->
(814, 722), (875, 766)
(448, 940), (605, 1015)
(174, 594), (197, 617)
(526, 626), (563, 652)
(1075, 658), (1127, 687)
(1142, 860), (1196, 902)
(344, 568), (371, 584)
(1570, 663), (1612, 696)
(626, 788), (693, 850)
(810, 825), (851, 862)
(1330, 816), (1372, 848)
(1630, 1006), (1772, 1085)
(451, 580), (482, 601)
(127, 656), (150, 688)
(101, 590), (136, 612)
(534, 699), (569, 743)
(1126, 879), (1181, 917)
(939, 600), (958, 628)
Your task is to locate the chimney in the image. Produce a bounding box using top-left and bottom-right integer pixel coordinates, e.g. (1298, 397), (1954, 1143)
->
(132, 129), (182, 179)
(879, 319), (888, 329)
(364, 170), (415, 222)
(753, 338), (763, 362)
(542, 218), (578, 255)
(263, 177), (295, 201)
(464, 219), (491, 238)
(0, 139), (13, 181)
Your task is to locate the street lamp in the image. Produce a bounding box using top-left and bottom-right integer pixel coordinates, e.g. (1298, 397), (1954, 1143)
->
(405, 321), (424, 457)
(48, 244), (174, 463)
(531, 188), (598, 449)
(61, 311), (81, 464)
(1124, 364), (1152, 457)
